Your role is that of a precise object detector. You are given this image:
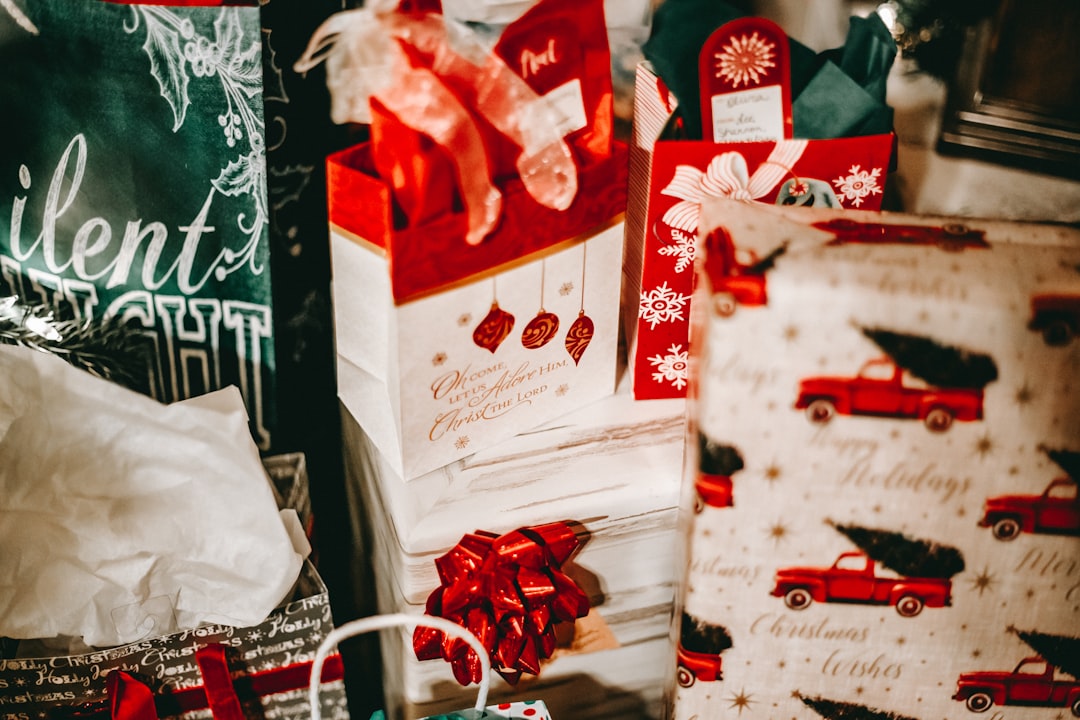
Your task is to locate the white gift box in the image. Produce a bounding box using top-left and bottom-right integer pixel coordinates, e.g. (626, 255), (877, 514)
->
(341, 377), (686, 719)
(672, 200), (1080, 719)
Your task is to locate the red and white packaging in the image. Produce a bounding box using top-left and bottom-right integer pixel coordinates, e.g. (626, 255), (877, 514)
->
(326, 0), (628, 479)
(622, 17), (896, 400)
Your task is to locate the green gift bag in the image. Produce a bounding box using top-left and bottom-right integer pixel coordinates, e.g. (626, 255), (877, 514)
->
(0, 0), (345, 452)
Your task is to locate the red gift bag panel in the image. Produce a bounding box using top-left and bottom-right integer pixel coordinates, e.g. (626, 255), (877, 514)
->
(631, 134), (894, 400)
(327, 143), (627, 305)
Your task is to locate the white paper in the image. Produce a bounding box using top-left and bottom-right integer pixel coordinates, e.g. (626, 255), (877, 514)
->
(0, 345), (308, 647)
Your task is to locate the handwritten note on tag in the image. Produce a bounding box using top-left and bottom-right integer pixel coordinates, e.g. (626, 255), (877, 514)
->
(698, 17), (792, 143)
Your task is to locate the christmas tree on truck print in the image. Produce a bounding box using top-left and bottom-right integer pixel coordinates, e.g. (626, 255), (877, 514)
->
(676, 611), (732, 688)
(795, 327), (998, 431)
(979, 446), (1080, 540)
(953, 629), (1080, 714)
(771, 522), (963, 617)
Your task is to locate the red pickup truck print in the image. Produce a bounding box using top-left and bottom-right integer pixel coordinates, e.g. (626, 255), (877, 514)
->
(771, 551), (952, 617)
(676, 644), (724, 688)
(953, 657), (1080, 714)
(794, 357), (984, 432)
(979, 477), (1080, 540)
(700, 227), (777, 317)
(813, 218), (990, 251)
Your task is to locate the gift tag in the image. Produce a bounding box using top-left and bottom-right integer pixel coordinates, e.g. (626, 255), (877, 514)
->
(698, 16), (792, 143)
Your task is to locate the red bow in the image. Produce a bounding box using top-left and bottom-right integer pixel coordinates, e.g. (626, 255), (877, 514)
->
(413, 522), (590, 685)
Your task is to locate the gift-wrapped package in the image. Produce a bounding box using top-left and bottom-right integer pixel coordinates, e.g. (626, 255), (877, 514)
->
(310, 0), (628, 479)
(622, 5), (899, 400)
(340, 377), (686, 719)
(670, 199), (1080, 718)
(0, 346), (349, 720)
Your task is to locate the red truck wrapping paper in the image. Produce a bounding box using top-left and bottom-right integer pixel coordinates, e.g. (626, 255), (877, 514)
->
(672, 199), (1080, 720)
(622, 63), (894, 400)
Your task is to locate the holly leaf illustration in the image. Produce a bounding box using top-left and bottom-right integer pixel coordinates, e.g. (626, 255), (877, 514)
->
(213, 150), (266, 216)
(801, 695), (920, 720)
(215, 8), (263, 100)
(261, 27), (289, 105)
(139, 9), (191, 131)
(828, 521), (965, 579)
(1014, 629), (1080, 678)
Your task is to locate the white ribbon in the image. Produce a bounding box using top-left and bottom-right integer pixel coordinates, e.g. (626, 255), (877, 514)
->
(1, 0), (38, 35)
(659, 139), (808, 233)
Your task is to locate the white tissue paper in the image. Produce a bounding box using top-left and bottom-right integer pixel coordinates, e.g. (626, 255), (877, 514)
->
(0, 345), (309, 648)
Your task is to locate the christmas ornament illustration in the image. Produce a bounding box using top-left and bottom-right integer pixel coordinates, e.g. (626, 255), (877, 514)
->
(776, 177), (841, 208)
(472, 279), (515, 353)
(771, 522), (963, 617)
(693, 434), (743, 512)
(952, 630), (1080, 714)
(795, 326), (998, 431)
(676, 612), (732, 688)
(813, 218), (989, 251)
(564, 244), (594, 365)
(978, 446), (1080, 540)
(700, 226), (787, 317)
(801, 695), (920, 720)
(521, 260), (559, 350)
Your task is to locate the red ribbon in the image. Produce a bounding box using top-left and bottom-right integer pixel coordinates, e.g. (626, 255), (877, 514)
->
(93, 645), (344, 720)
(413, 522), (590, 686)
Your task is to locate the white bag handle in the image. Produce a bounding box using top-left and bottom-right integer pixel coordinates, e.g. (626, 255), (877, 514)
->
(309, 613), (492, 720)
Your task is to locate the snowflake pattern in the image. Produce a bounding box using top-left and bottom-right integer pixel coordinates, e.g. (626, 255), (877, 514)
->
(832, 165), (883, 207)
(649, 343), (689, 389)
(715, 31), (776, 88)
(639, 282), (691, 329)
(455, 436), (470, 450)
(657, 228), (697, 273)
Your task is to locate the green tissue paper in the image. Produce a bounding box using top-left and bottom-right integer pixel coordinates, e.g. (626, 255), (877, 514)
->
(643, 0), (897, 141)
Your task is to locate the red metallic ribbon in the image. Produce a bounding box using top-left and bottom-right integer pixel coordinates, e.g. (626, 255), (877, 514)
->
(413, 521), (590, 685)
(95, 645), (345, 720)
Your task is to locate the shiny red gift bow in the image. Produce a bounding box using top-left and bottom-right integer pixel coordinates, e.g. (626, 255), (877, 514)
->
(413, 522), (590, 686)
(58, 643), (344, 720)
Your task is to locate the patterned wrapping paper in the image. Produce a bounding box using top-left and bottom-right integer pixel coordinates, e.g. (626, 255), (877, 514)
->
(0, 562), (350, 720)
(672, 200), (1080, 719)
(339, 378), (686, 719)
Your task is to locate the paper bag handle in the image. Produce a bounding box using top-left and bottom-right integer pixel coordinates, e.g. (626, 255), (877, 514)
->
(308, 613), (492, 720)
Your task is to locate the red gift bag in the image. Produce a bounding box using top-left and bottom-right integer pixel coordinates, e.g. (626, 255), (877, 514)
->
(623, 61), (895, 400)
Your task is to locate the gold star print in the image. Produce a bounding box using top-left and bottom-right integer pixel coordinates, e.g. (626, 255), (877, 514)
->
(454, 436), (470, 450)
(727, 688), (755, 714)
(433, 352), (447, 366)
(556, 384), (569, 397)
(783, 324), (799, 342)
(1015, 382), (1036, 406)
(764, 463), (782, 483)
(969, 567), (997, 595)
(458, 314), (471, 326)
(767, 521), (789, 544)
(559, 282), (574, 296)
(974, 433), (995, 459)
